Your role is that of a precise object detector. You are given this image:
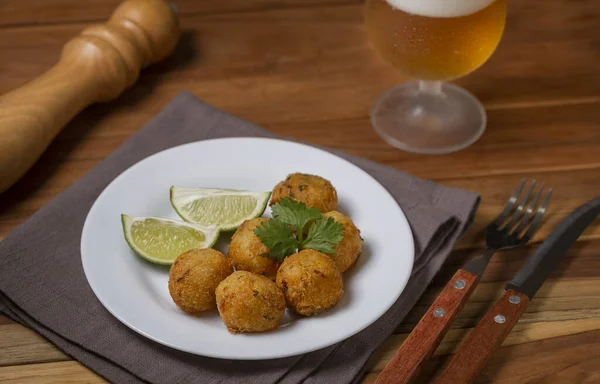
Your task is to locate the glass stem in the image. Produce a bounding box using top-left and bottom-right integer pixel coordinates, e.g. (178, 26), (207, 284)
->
(418, 80), (443, 96)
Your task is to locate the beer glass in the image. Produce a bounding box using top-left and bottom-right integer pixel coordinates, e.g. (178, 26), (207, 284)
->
(365, 0), (506, 154)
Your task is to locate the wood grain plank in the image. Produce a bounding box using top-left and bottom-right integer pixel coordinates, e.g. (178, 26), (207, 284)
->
(6, 98), (600, 176)
(267, 102), (600, 183)
(0, 324), (68, 367)
(0, 316), (15, 325)
(364, 330), (600, 383)
(0, 361), (104, 383)
(377, 318), (600, 372)
(0, 0), (359, 27)
(1, 1), (599, 109)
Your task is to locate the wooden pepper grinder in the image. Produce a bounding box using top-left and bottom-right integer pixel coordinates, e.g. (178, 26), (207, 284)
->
(0, 0), (180, 193)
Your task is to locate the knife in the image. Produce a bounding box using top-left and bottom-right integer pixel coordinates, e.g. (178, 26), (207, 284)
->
(433, 197), (600, 384)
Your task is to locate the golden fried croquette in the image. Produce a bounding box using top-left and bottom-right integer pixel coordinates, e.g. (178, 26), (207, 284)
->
(216, 271), (286, 333)
(276, 249), (343, 316)
(228, 218), (280, 280)
(271, 173), (338, 212)
(322, 211), (363, 272)
(168, 248), (233, 314)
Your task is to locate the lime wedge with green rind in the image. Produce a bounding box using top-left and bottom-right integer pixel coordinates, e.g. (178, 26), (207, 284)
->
(170, 187), (271, 231)
(122, 215), (220, 265)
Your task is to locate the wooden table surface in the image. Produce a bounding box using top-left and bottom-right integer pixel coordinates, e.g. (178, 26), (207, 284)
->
(1, 0), (600, 382)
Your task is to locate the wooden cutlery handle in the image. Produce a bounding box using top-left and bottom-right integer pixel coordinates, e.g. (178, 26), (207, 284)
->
(0, 0), (179, 193)
(433, 289), (530, 384)
(375, 269), (479, 384)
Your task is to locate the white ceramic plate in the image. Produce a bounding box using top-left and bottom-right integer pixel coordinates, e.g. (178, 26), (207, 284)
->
(81, 138), (414, 360)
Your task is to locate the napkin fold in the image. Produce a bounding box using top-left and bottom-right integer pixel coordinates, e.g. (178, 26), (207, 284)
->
(0, 91), (479, 384)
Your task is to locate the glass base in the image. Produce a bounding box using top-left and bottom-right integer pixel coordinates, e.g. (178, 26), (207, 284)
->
(371, 82), (486, 155)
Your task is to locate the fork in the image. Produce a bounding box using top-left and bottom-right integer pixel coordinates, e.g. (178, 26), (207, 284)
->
(375, 179), (552, 384)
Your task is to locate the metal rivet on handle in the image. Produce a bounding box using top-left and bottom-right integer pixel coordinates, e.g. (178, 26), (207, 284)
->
(433, 308), (445, 318)
(494, 315), (506, 324)
(454, 280), (466, 289)
(509, 295), (521, 304)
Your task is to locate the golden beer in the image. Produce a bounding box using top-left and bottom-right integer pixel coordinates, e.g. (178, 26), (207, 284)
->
(365, 0), (506, 81)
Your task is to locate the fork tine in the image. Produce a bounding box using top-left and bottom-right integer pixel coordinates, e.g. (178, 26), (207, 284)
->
(513, 183), (545, 234)
(504, 180), (536, 230)
(494, 178), (527, 226)
(522, 188), (553, 241)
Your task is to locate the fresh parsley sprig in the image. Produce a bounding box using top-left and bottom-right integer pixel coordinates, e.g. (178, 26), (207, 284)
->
(271, 198), (321, 242)
(254, 198), (344, 261)
(304, 216), (345, 254)
(253, 219), (299, 261)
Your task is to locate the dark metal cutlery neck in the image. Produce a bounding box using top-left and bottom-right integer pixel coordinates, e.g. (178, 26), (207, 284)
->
(462, 248), (497, 278)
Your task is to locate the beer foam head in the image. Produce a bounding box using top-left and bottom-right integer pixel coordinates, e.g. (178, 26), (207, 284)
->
(385, 0), (496, 18)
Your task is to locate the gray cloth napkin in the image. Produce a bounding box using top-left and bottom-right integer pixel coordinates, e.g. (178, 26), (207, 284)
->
(0, 91), (479, 384)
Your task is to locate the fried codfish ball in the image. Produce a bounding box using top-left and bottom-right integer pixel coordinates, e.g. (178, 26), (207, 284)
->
(271, 173), (338, 212)
(323, 211), (363, 272)
(228, 218), (280, 280)
(168, 249), (233, 315)
(276, 249), (343, 316)
(216, 271), (286, 333)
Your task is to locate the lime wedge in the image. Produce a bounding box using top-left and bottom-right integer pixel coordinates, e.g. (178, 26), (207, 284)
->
(121, 215), (220, 265)
(170, 187), (271, 231)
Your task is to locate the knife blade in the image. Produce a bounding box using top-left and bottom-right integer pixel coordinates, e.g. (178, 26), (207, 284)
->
(505, 196), (600, 298)
(434, 196), (600, 384)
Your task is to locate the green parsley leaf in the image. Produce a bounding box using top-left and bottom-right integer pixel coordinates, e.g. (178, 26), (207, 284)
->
(254, 219), (299, 261)
(271, 198), (321, 241)
(302, 217), (344, 254)
(254, 199), (345, 261)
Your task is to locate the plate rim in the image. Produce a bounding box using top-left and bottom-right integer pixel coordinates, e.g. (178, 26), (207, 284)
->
(81, 137), (414, 360)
